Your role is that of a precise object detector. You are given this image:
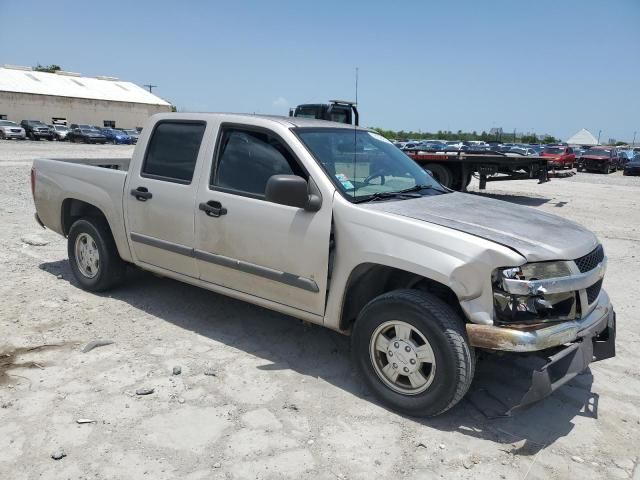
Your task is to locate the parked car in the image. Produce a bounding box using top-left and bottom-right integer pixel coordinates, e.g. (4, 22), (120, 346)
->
(509, 146), (538, 156)
(618, 150), (635, 168)
(0, 120), (26, 140)
(31, 112), (616, 417)
(99, 128), (132, 145)
(67, 128), (107, 144)
(20, 120), (54, 140)
(51, 124), (70, 141)
(120, 129), (140, 144)
(540, 145), (576, 169)
(69, 124), (94, 130)
(623, 155), (640, 176)
(578, 147), (619, 174)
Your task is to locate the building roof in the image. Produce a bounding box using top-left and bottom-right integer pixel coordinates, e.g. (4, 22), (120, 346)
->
(567, 128), (599, 146)
(0, 66), (171, 106)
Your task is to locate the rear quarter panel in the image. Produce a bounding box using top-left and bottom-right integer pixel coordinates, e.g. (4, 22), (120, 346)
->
(33, 158), (133, 262)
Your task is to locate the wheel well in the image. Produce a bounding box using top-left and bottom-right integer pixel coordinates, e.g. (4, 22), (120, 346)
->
(61, 199), (108, 236)
(339, 263), (464, 331)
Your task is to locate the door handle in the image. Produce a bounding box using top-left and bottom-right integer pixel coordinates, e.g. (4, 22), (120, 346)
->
(199, 200), (227, 218)
(131, 186), (152, 201)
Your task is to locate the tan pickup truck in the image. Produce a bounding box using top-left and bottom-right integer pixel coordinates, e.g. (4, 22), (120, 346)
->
(31, 113), (616, 416)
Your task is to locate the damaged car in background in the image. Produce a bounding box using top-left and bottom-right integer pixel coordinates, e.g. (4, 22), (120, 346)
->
(30, 113), (616, 416)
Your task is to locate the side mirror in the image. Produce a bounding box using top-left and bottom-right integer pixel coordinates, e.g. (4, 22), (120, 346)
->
(424, 169), (434, 177)
(265, 175), (322, 211)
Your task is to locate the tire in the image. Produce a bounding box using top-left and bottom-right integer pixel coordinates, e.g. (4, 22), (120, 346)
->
(424, 164), (454, 189)
(352, 289), (475, 417)
(67, 218), (125, 292)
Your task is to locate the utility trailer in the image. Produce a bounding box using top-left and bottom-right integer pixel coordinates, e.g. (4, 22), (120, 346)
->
(403, 149), (549, 191)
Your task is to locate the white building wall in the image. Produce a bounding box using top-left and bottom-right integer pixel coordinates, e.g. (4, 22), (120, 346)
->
(0, 91), (172, 128)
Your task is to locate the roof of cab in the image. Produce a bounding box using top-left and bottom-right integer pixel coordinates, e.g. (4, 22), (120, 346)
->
(152, 112), (367, 130)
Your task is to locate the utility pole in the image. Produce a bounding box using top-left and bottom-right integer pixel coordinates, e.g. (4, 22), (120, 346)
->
(143, 84), (157, 94)
(597, 130), (602, 145)
(633, 131), (637, 147)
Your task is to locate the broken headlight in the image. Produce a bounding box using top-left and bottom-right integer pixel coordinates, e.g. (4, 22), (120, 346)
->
(492, 262), (577, 324)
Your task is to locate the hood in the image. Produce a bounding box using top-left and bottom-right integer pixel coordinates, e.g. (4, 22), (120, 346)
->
(363, 192), (599, 262)
(582, 154), (609, 159)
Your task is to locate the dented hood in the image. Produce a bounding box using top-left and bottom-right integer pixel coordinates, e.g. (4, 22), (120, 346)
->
(364, 192), (598, 262)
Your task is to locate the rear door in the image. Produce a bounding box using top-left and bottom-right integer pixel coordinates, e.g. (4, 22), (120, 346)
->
(124, 120), (207, 277)
(193, 124), (332, 315)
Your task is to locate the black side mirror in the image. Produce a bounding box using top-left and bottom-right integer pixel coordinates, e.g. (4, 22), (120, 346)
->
(265, 175), (322, 211)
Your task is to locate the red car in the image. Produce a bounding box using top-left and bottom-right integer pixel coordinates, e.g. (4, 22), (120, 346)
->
(540, 145), (576, 169)
(578, 147), (620, 174)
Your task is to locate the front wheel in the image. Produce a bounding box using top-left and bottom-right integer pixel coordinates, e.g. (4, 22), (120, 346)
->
(67, 218), (125, 292)
(352, 289), (475, 417)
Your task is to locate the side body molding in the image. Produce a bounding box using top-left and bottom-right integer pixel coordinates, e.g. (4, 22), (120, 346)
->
(129, 232), (319, 293)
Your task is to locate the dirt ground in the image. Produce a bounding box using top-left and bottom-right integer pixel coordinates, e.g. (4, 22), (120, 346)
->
(1, 140), (639, 480)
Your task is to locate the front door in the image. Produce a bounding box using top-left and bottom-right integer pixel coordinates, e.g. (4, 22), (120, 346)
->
(194, 125), (332, 315)
(124, 120), (207, 278)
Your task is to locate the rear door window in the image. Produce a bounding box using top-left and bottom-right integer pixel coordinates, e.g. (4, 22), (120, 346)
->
(142, 121), (206, 184)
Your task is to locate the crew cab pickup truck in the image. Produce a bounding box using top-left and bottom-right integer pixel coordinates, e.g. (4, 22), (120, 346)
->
(31, 113), (616, 416)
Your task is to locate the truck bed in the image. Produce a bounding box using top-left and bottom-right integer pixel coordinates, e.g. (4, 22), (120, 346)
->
(32, 156), (132, 261)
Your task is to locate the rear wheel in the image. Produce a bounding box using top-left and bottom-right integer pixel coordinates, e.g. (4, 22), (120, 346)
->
(424, 164), (454, 189)
(67, 218), (125, 292)
(352, 289), (475, 417)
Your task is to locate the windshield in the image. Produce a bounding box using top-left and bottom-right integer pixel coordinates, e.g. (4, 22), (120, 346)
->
(124, 129), (137, 135)
(296, 128), (445, 201)
(543, 147), (564, 154)
(54, 125), (69, 131)
(585, 149), (610, 156)
(0, 120), (17, 126)
(81, 129), (97, 134)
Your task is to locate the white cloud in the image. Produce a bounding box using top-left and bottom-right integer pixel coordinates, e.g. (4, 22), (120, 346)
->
(272, 97), (289, 108)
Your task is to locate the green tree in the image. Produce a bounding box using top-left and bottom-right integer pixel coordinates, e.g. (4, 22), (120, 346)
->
(542, 136), (559, 144)
(520, 134), (538, 144)
(33, 64), (61, 73)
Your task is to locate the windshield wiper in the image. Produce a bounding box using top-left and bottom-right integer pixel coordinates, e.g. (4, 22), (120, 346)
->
(398, 184), (448, 194)
(353, 191), (421, 203)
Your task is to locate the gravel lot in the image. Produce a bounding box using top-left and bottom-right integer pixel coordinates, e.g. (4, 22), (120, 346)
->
(1, 140), (639, 480)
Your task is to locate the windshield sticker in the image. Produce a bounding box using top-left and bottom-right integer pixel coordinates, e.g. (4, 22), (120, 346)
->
(335, 173), (354, 190)
(367, 132), (392, 144)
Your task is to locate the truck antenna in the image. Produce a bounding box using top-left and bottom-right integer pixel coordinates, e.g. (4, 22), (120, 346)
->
(355, 67), (359, 105)
(351, 67), (359, 196)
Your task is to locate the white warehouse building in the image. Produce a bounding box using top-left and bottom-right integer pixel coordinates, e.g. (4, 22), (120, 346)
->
(0, 65), (172, 129)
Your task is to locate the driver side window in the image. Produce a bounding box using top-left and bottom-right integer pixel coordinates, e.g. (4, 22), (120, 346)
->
(212, 127), (305, 198)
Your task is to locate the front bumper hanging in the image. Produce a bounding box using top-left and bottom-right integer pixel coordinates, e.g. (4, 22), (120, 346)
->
(466, 292), (616, 416)
(512, 309), (615, 414)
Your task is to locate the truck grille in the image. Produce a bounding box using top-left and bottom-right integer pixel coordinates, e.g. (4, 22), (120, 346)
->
(575, 245), (604, 273)
(586, 279), (603, 304)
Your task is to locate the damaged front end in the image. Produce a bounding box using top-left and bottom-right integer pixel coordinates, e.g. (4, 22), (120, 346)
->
(465, 245), (616, 415)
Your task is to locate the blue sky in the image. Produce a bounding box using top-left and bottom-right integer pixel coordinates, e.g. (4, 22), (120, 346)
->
(2, 0), (639, 141)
